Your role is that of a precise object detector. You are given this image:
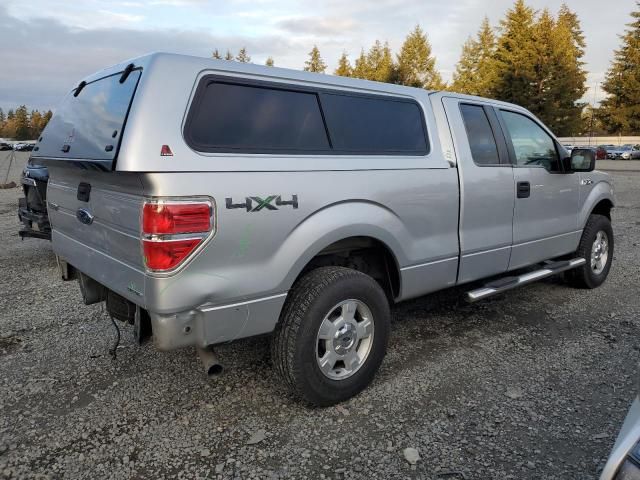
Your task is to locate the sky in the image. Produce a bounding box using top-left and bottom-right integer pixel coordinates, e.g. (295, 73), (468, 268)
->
(0, 0), (636, 112)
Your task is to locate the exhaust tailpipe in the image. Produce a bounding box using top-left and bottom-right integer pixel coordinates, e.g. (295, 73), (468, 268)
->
(196, 346), (223, 377)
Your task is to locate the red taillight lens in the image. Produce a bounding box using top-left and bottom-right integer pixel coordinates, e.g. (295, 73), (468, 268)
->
(141, 199), (214, 272)
(143, 203), (211, 235)
(143, 238), (201, 271)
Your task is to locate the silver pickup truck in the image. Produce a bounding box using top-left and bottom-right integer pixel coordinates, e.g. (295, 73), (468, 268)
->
(33, 53), (614, 406)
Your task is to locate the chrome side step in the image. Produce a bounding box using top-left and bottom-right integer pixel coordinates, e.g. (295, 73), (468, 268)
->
(465, 257), (586, 303)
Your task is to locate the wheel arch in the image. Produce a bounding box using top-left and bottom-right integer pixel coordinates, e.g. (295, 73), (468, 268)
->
(579, 181), (615, 229)
(272, 201), (409, 302)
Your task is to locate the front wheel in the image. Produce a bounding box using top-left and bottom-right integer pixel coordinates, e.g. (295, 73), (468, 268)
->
(271, 266), (390, 406)
(566, 214), (614, 289)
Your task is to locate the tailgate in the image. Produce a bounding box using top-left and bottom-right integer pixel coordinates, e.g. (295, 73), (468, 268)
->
(47, 167), (147, 305)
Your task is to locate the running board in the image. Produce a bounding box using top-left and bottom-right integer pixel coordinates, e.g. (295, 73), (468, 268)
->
(465, 258), (586, 303)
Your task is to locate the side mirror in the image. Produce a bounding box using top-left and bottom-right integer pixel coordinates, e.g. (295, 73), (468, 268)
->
(565, 148), (596, 173)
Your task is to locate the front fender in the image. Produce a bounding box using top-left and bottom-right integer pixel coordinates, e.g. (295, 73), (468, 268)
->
(579, 174), (615, 228)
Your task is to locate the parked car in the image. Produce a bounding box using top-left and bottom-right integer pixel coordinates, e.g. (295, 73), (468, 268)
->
(0, 142), (12, 151)
(17, 160), (51, 240)
(596, 146), (608, 160)
(14, 143), (35, 151)
(600, 382), (640, 479)
(33, 53), (615, 406)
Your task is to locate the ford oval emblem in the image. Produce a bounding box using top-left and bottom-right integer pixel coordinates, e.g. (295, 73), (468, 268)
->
(76, 208), (94, 225)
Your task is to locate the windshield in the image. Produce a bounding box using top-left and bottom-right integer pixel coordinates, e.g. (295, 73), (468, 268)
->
(32, 69), (141, 169)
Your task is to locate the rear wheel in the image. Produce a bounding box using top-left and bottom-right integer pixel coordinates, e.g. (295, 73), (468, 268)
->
(566, 214), (614, 289)
(271, 266), (390, 406)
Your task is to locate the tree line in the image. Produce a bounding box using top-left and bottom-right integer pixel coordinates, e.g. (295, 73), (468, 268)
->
(0, 106), (52, 141)
(214, 0), (640, 137)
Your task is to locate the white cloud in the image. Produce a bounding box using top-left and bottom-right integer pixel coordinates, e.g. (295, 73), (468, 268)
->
(0, 0), (633, 110)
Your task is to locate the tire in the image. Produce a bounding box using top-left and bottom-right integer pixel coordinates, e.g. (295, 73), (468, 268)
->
(566, 214), (614, 289)
(271, 266), (390, 407)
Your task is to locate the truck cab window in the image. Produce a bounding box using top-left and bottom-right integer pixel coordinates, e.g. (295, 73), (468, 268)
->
(460, 104), (500, 166)
(500, 110), (560, 172)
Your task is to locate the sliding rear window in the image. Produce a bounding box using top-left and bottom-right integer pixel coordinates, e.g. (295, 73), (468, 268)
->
(32, 69), (141, 169)
(184, 76), (429, 155)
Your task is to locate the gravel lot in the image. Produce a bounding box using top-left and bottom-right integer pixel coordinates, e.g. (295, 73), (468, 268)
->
(1, 152), (639, 479)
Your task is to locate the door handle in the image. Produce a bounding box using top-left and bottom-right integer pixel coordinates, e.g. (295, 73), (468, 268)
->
(517, 181), (530, 198)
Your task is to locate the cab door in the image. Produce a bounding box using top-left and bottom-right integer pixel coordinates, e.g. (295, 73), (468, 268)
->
(442, 97), (514, 284)
(496, 109), (581, 270)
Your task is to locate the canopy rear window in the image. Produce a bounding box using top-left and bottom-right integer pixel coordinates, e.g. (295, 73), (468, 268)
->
(33, 69), (141, 169)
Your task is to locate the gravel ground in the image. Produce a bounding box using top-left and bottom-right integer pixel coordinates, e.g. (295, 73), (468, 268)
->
(1, 152), (639, 479)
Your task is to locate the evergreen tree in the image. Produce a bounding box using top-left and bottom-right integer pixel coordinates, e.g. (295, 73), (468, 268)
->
(451, 17), (497, 96)
(541, 5), (587, 135)
(598, 2), (640, 134)
(304, 45), (327, 73)
(42, 110), (53, 130)
(490, 2), (587, 135)
(14, 106), (30, 140)
(265, 56), (275, 66)
(7, 109), (14, 121)
(367, 40), (396, 83)
(396, 25), (445, 90)
(212, 49), (222, 59)
(225, 50), (234, 61)
(334, 52), (352, 77)
(491, 0), (538, 106)
(236, 47), (251, 63)
(0, 108), (4, 124)
(352, 49), (371, 79)
(30, 110), (43, 138)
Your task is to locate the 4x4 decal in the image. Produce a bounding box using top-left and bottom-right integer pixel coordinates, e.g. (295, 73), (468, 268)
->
(225, 195), (298, 212)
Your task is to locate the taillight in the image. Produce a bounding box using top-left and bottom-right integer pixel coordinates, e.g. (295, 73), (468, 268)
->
(141, 198), (214, 272)
(142, 203), (210, 234)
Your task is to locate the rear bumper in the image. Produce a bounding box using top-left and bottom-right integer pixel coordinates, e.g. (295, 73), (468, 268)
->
(55, 231), (288, 350)
(150, 293), (287, 350)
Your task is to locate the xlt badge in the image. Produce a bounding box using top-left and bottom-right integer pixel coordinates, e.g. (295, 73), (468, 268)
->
(225, 195), (298, 212)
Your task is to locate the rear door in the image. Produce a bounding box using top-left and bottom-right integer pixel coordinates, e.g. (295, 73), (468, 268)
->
(442, 97), (515, 284)
(496, 109), (580, 269)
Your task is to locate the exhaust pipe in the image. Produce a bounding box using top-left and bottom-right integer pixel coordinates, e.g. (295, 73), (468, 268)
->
(196, 346), (223, 377)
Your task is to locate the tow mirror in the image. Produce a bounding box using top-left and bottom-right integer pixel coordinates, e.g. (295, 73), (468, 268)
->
(565, 148), (596, 173)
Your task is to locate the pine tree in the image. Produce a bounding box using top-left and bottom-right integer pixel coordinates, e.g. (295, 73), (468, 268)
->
(236, 47), (251, 63)
(396, 25), (445, 90)
(352, 49), (371, 79)
(490, 2), (588, 135)
(7, 109), (14, 121)
(14, 106), (30, 140)
(334, 52), (352, 77)
(451, 17), (497, 96)
(30, 110), (43, 138)
(42, 110), (53, 129)
(543, 5), (587, 135)
(212, 49), (223, 59)
(367, 40), (396, 83)
(491, 0), (538, 106)
(0, 108), (4, 124)
(265, 56), (275, 66)
(598, 2), (640, 134)
(304, 45), (327, 73)
(224, 50), (234, 61)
